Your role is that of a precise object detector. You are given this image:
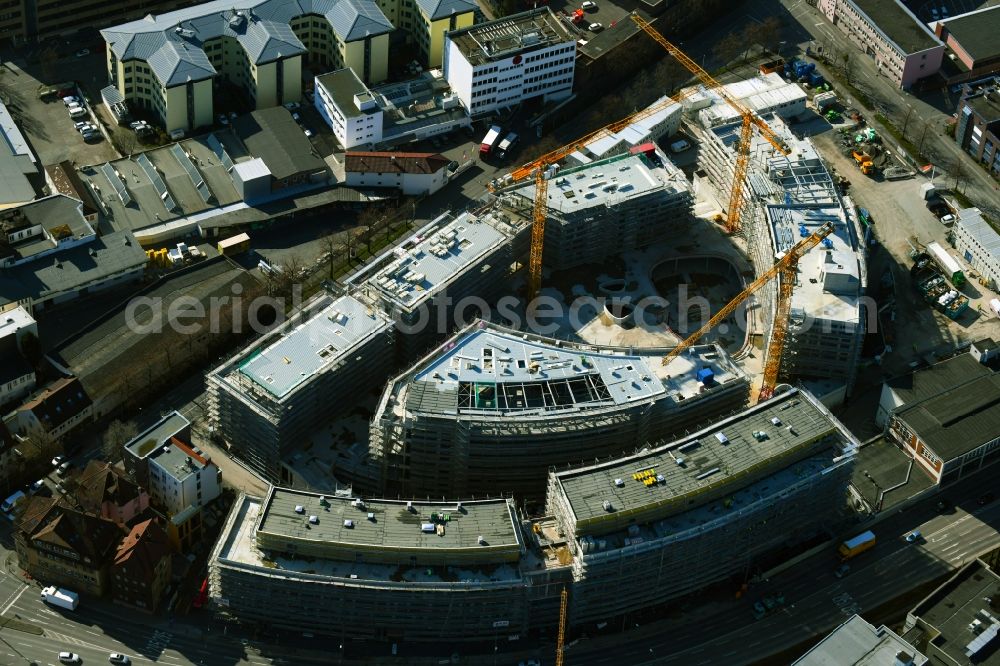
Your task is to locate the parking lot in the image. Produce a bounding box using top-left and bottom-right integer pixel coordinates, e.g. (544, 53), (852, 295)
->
(0, 52), (118, 167)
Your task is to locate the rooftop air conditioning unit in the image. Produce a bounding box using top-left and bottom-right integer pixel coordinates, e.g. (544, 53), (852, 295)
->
(602, 500), (613, 512)
(294, 505), (304, 514)
(319, 495), (326, 504)
(343, 519), (354, 528)
(406, 501), (414, 512)
(614, 478), (624, 487)
(308, 515), (318, 524)
(478, 535), (486, 545)
(367, 512), (375, 522)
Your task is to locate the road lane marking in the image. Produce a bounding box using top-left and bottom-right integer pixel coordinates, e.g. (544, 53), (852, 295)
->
(0, 583), (28, 615)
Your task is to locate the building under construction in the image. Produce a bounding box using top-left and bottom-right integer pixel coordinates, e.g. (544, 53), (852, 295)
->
(498, 147), (694, 270)
(693, 108), (867, 401)
(206, 293), (395, 482)
(210, 388), (857, 644)
(369, 321), (749, 498)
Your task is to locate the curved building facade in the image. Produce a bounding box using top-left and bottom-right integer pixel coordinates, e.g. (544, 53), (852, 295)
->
(369, 321), (750, 498)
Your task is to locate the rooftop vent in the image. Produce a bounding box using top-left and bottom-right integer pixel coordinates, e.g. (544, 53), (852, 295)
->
(294, 505), (304, 514)
(675, 456), (685, 466)
(343, 519), (354, 528)
(406, 501), (414, 512)
(770, 417), (782, 426)
(715, 432), (729, 444)
(614, 478), (624, 487)
(367, 512), (375, 522)
(421, 523), (436, 533)
(602, 500), (613, 512)
(308, 515), (318, 524)
(478, 535), (486, 545)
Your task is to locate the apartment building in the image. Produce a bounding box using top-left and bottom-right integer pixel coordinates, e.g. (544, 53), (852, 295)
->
(952, 207), (1000, 289)
(444, 7), (576, 116)
(4, 377), (93, 447)
(817, 0), (944, 88)
(955, 83), (1000, 176)
(344, 151), (452, 195)
(74, 460), (150, 526)
(370, 321), (749, 498)
(210, 489), (533, 642)
(111, 519), (173, 612)
(14, 497), (123, 596)
(693, 108), (866, 403)
(101, 0), (394, 133)
(385, 0), (476, 67)
(501, 147), (693, 270)
(545, 388), (857, 623)
(121, 411), (191, 486)
(0, 305), (36, 407)
(206, 293), (395, 483)
(0, 0), (193, 45)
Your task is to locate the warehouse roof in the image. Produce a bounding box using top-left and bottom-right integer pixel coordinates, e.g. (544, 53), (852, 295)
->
(0, 231), (147, 308)
(0, 195), (95, 264)
(850, 0), (940, 54)
(0, 101), (40, 207)
(884, 352), (992, 405)
(940, 6), (1000, 63)
(258, 487), (521, 552)
(893, 372), (1000, 462)
(237, 294), (392, 399)
(232, 108), (327, 181)
(345, 151), (450, 176)
(553, 389), (852, 527)
(102, 0), (391, 87)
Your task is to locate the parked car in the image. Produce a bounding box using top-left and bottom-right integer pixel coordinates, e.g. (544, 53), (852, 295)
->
(834, 563), (850, 578)
(51, 455), (64, 467)
(109, 653), (131, 665)
(283, 102), (300, 111)
(69, 108), (88, 119)
(58, 653), (81, 665)
(588, 22), (603, 32)
(82, 131), (102, 142)
(57, 461), (72, 476)
(940, 214), (955, 225)
(62, 96), (81, 107)
(75, 49), (90, 57)
(217, 114), (229, 126)
(979, 492), (995, 506)
(905, 530), (922, 543)
(582, 1), (597, 9)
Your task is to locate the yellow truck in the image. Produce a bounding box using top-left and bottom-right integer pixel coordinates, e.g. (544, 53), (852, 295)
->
(217, 232), (250, 256)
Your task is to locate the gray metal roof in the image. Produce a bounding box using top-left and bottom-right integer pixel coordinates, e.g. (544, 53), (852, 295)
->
(102, 0), (391, 88)
(0, 101), (40, 206)
(238, 294), (392, 399)
(415, 0), (476, 20)
(885, 353), (992, 406)
(957, 208), (1000, 262)
(893, 372), (1000, 463)
(232, 107), (327, 181)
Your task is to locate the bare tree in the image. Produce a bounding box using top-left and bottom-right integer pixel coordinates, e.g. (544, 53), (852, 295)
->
(269, 254), (305, 300)
(757, 16), (783, 54)
(318, 230), (340, 279)
(111, 128), (138, 157)
(713, 32), (742, 70)
(338, 229), (361, 265)
(101, 419), (139, 462)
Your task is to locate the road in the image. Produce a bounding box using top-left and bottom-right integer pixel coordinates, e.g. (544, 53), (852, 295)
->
(780, 0), (1000, 218)
(558, 472), (1000, 665)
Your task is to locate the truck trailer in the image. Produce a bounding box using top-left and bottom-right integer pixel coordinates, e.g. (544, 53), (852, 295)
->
(41, 586), (79, 611)
(480, 125), (502, 158)
(838, 530), (876, 560)
(926, 241), (966, 287)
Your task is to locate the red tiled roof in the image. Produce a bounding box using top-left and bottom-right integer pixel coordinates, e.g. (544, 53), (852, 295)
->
(169, 437), (209, 466)
(345, 151), (450, 176)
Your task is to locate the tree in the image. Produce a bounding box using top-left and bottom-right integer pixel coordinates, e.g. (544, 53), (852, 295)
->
(268, 254), (305, 301)
(101, 419), (138, 462)
(111, 128), (138, 157)
(757, 16), (783, 54)
(713, 32), (742, 70)
(318, 230), (339, 279)
(338, 229), (361, 266)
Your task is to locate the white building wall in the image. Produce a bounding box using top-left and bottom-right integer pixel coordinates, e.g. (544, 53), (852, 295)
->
(344, 169), (447, 195)
(149, 458), (222, 516)
(445, 37), (575, 116)
(953, 209), (1000, 289)
(314, 82), (383, 149)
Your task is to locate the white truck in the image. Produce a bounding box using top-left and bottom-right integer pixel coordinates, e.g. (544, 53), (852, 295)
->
(41, 586), (79, 611)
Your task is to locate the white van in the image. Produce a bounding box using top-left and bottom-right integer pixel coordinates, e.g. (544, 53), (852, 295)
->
(990, 298), (1000, 318)
(669, 139), (691, 153)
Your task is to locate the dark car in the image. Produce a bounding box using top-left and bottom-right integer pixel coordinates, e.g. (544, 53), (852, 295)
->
(979, 492), (995, 506)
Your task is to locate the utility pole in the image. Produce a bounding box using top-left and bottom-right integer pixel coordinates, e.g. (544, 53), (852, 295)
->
(918, 121), (930, 154)
(902, 106), (913, 135)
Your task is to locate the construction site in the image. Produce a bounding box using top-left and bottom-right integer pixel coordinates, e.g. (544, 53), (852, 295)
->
(206, 16), (874, 650)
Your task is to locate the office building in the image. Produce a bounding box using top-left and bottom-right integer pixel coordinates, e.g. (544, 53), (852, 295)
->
(817, 0), (945, 88)
(134, 435), (221, 516)
(210, 488), (532, 642)
(371, 321), (748, 498)
(955, 84), (1000, 177)
(101, 0), (394, 133)
(886, 370), (1000, 485)
(444, 8), (576, 116)
(207, 293), (395, 483)
(575, 96), (683, 162)
(501, 146), (693, 270)
(693, 108), (866, 403)
(315, 68), (383, 148)
(794, 614), (927, 665)
(545, 388), (857, 623)
(684, 72), (808, 128)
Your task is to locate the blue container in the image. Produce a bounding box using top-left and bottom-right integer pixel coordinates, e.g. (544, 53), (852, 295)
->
(696, 367), (715, 384)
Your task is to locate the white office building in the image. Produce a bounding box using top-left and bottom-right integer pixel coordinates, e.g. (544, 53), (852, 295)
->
(953, 207), (1000, 290)
(444, 7), (576, 117)
(315, 68), (384, 149)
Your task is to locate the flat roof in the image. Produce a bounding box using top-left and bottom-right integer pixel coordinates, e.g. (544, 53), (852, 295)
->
(316, 68), (376, 120)
(0, 305), (34, 338)
(258, 487), (521, 552)
(1, 195), (95, 264)
(0, 100), (39, 207)
(941, 6), (1000, 62)
(692, 72), (807, 127)
(553, 389), (854, 530)
(850, 436), (934, 511)
(909, 560), (1000, 666)
(849, 0), (940, 53)
(885, 352), (992, 405)
(125, 411), (191, 459)
(965, 90), (1000, 123)
(359, 210), (515, 312)
(793, 615), (927, 665)
(958, 207), (1000, 259)
(447, 7), (572, 67)
(237, 294), (393, 399)
(511, 151), (689, 216)
(894, 372), (1000, 462)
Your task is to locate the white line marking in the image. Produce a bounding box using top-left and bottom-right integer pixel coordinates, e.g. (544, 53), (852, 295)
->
(0, 584), (28, 615)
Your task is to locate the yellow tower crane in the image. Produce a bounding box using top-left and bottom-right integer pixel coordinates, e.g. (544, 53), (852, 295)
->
(660, 223), (834, 400)
(555, 587), (568, 666)
(492, 90), (695, 301)
(629, 13), (790, 234)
